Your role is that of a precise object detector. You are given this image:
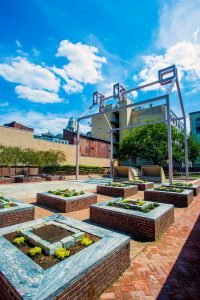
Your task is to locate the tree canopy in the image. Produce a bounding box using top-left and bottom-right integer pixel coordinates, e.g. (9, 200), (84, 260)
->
(119, 123), (200, 165)
(0, 145), (66, 170)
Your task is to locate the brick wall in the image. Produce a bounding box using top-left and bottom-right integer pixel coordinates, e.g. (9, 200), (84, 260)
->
(144, 190), (194, 207)
(97, 185), (138, 197)
(54, 242), (130, 300)
(63, 129), (110, 159)
(0, 208), (35, 228)
(0, 126), (110, 167)
(90, 206), (174, 241)
(37, 193), (97, 212)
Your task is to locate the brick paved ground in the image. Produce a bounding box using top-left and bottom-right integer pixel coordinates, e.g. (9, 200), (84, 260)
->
(5, 179), (200, 300)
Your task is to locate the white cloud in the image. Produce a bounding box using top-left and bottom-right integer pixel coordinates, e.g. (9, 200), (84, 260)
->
(130, 91), (138, 98)
(16, 40), (22, 48)
(137, 0), (200, 95)
(15, 86), (63, 104)
(32, 48), (40, 56)
(56, 40), (106, 84)
(0, 57), (60, 92)
(63, 79), (83, 94)
(158, 0), (200, 48)
(52, 66), (83, 94)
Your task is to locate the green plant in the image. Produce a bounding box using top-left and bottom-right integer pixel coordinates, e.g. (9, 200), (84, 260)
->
(80, 237), (93, 246)
(124, 205), (131, 209)
(121, 199), (129, 203)
(29, 246), (42, 256)
(154, 186), (184, 193)
(129, 180), (147, 183)
(136, 200), (145, 206)
(3, 204), (11, 209)
(54, 248), (70, 260)
(171, 182), (193, 187)
(140, 203), (159, 213)
(48, 189), (85, 198)
(13, 236), (25, 245)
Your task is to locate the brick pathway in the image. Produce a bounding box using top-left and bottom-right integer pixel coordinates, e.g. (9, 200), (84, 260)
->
(100, 183), (200, 300)
(21, 183), (200, 299)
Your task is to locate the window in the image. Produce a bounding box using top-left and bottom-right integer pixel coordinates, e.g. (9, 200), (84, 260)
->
(196, 117), (200, 134)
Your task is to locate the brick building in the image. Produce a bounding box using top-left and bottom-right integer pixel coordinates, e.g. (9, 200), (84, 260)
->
(63, 129), (110, 159)
(4, 121), (34, 132)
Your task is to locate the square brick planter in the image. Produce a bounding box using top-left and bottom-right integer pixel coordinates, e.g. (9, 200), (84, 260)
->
(0, 214), (130, 300)
(46, 175), (65, 181)
(144, 188), (194, 207)
(97, 184), (138, 197)
(15, 176), (42, 183)
(0, 177), (13, 184)
(37, 192), (97, 212)
(0, 198), (35, 228)
(124, 181), (154, 191)
(163, 184), (200, 196)
(90, 199), (174, 241)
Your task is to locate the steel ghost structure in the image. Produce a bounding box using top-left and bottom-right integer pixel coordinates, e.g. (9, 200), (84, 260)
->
(76, 65), (189, 183)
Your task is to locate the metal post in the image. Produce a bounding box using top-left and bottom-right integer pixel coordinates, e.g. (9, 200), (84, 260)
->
(75, 120), (80, 179)
(183, 118), (189, 181)
(110, 130), (113, 178)
(176, 79), (189, 181)
(166, 96), (173, 183)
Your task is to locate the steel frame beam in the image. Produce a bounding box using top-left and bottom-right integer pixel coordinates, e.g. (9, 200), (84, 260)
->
(75, 65), (189, 183)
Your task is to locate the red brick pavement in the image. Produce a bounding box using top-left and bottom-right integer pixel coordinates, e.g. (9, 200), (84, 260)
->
(26, 184), (200, 300)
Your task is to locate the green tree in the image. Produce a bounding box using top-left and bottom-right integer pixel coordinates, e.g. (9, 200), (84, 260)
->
(187, 133), (200, 163)
(20, 148), (38, 176)
(45, 150), (66, 174)
(119, 123), (200, 165)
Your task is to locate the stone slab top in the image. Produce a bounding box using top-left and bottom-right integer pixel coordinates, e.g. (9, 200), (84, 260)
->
(97, 184), (136, 189)
(37, 191), (96, 202)
(0, 214), (129, 300)
(0, 197), (34, 215)
(163, 183), (199, 189)
(91, 198), (174, 221)
(145, 187), (193, 195)
(124, 181), (154, 185)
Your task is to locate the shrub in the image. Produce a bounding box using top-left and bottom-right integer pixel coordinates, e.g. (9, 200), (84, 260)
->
(80, 237), (93, 246)
(48, 189), (85, 198)
(13, 236), (25, 245)
(42, 165), (107, 175)
(29, 246), (42, 256)
(154, 186), (184, 193)
(54, 248), (70, 260)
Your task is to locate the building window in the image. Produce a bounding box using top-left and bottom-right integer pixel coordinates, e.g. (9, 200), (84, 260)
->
(196, 117), (200, 133)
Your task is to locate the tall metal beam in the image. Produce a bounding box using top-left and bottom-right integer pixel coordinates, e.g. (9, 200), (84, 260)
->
(75, 120), (80, 179)
(176, 79), (189, 181)
(166, 95), (173, 183)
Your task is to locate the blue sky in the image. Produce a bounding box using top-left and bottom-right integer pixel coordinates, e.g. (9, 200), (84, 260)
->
(0, 0), (200, 134)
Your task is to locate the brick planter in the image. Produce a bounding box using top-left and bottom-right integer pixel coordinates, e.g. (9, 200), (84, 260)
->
(37, 192), (97, 212)
(97, 184), (138, 197)
(124, 181), (154, 191)
(163, 184), (200, 196)
(144, 188), (194, 207)
(46, 175), (65, 181)
(90, 199), (174, 241)
(15, 176), (42, 183)
(0, 214), (130, 300)
(0, 177), (13, 184)
(0, 198), (35, 228)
